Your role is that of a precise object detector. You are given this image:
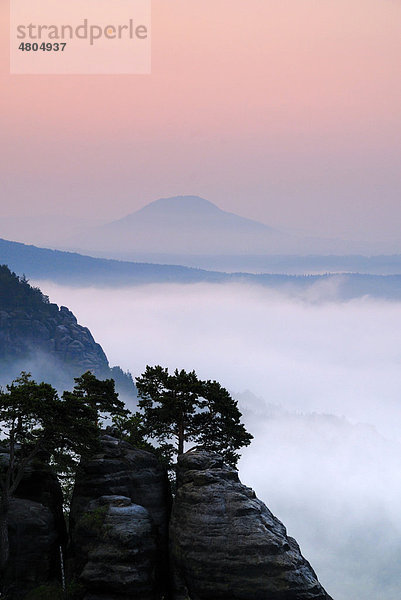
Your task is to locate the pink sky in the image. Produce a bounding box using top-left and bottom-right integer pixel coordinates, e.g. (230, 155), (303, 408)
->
(1, 0), (401, 241)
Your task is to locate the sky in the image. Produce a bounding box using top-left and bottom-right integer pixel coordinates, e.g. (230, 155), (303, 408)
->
(1, 0), (401, 242)
(35, 279), (401, 600)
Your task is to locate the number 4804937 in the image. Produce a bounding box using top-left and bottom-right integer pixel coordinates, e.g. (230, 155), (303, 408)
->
(18, 42), (67, 51)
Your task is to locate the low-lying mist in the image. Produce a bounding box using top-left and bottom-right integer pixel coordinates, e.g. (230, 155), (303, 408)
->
(35, 280), (401, 600)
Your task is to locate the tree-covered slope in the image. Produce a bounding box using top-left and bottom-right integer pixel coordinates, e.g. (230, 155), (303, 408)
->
(0, 238), (220, 285)
(0, 265), (135, 396)
(2, 237), (401, 301)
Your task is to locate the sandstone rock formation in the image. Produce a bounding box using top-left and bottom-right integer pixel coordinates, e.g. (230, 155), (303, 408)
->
(1, 436), (334, 600)
(70, 435), (170, 600)
(6, 499), (59, 600)
(13, 455), (67, 545)
(0, 304), (110, 385)
(0, 265), (135, 394)
(74, 495), (160, 600)
(0, 449), (66, 599)
(170, 451), (333, 600)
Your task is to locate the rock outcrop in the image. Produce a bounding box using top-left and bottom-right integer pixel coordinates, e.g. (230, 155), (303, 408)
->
(69, 435), (171, 600)
(170, 451), (333, 600)
(0, 303), (111, 386)
(12, 455), (67, 546)
(0, 283), (109, 370)
(74, 495), (161, 600)
(1, 436), (334, 600)
(6, 499), (60, 600)
(0, 450), (66, 599)
(0, 265), (136, 395)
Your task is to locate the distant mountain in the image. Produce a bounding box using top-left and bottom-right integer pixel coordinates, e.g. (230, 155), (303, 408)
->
(3, 237), (401, 302)
(62, 195), (298, 256)
(4, 198), (400, 259)
(0, 264), (135, 396)
(59, 195), (401, 260)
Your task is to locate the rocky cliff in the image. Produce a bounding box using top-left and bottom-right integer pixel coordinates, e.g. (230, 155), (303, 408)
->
(170, 451), (333, 600)
(0, 448), (66, 600)
(0, 303), (109, 374)
(0, 264), (135, 395)
(69, 434), (171, 600)
(2, 437), (333, 600)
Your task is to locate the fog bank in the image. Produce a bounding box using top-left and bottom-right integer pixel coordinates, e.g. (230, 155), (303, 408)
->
(35, 281), (401, 600)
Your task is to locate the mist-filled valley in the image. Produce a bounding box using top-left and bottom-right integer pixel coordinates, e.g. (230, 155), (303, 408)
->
(31, 279), (401, 600)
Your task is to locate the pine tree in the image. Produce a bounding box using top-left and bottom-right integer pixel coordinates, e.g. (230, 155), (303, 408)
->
(135, 365), (252, 469)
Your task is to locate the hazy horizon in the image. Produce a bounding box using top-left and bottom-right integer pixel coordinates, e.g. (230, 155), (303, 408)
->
(2, 194), (401, 257)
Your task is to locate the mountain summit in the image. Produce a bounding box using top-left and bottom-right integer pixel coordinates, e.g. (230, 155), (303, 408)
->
(108, 195), (277, 234)
(134, 195), (225, 215)
(63, 195), (291, 258)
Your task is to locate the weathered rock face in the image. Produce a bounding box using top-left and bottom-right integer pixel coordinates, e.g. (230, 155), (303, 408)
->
(5, 499), (59, 600)
(0, 438), (334, 600)
(74, 495), (160, 600)
(0, 451), (66, 599)
(0, 304), (110, 385)
(13, 457), (67, 546)
(0, 265), (135, 394)
(70, 435), (171, 600)
(170, 452), (333, 600)
(70, 435), (170, 538)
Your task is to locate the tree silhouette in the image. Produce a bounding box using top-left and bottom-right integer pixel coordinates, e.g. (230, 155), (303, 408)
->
(135, 365), (252, 469)
(0, 371), (125, 577)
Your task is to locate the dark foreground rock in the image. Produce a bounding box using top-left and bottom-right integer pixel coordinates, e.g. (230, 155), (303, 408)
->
(13, 457), (67, 546)
(70, 435), (170, 600)
(0, 450), (66, 599)
(1, 439), (334, 600)
(170, 452), (333, 600)
(5, 499), (59, 600)
(74, 495), (160, 600)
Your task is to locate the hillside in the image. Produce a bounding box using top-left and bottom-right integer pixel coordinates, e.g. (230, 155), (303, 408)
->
(3, 237), (401, 302)
(0, 265), (135, 395)
(0, 237), (223, 285)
